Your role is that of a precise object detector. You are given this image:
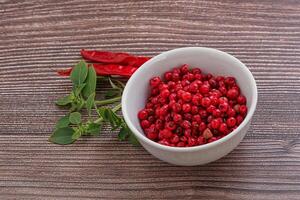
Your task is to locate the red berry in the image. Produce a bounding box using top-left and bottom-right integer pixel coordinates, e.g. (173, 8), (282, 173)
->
(191, 68), (201, 74)
(161, 89), (170, 99)
(184, 129), (192, 137)
(147, 132), (158, 140)
(188, 137), (197, 146)
(171, 103), (182, 113)
(219, 86), (227, 95)
(199, 110), (208, 118)
(208, 137), (217, 143)
(199, 122), (206, 132)
(197, 136), (205, 145)
(207, 105), (216, 113)
(189, 82), (199, 93)
(182, 103), (192, 113)
(170, 134), (180, 144)
(159, 129), (172, 139)
(158, 139), (170, 146)
(180, 64), (189, 74)
(219, 102), (229, 112)
(211, 119), (220, 129)
(224, 77), (236, 86)
(237, 95), (247, 105)
(212, 109), (221, 117)
(218, 97), (228, 104)
(181, 92), (192, 102)
(227, 108), (236, 117)
(181, 120), (191, 129)
(239, 105), (248, 116)
(141, 120), (150, 129)
(200, 84), (210, 94)
(192, 114), (202, 123)
(191, 106), (199, 115)
(172, 72), (180, 82)
(187, 73), (195, 81)
(150, 77), (161, 88)
(177, 142), (186, 147)
(183, 113), (192, 121)
(227, 88), (239, 100)
(173, 113), (182, 123)
(164, 72), (173, 81)
(165, 121), (176, 130)
(236, 115), (244, 125)
(219, 123), (228, 133)
(138, 109), (148, 120)
(201, 97), (211, 107)
(192, 94), (202, 105)
(226, 117), (236, 127)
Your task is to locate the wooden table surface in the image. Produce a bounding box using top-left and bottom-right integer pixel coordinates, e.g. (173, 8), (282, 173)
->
(1, 0), (300, 199)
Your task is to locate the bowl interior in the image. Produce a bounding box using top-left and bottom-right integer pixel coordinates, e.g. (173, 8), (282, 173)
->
(123, 47), (257, 142)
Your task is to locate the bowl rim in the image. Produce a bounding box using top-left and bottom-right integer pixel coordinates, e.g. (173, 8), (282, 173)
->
(122, 47), (258, 152)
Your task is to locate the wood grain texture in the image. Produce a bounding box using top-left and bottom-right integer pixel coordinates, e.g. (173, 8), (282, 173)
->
(0, 0), (300, 199)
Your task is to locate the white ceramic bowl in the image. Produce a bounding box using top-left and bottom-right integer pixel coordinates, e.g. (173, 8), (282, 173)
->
(122, 47), (257, 166)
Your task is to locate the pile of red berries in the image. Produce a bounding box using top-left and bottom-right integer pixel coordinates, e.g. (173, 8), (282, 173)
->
(138, 64), (247, 147)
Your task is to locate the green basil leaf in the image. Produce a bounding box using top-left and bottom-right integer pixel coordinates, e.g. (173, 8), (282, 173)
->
(56, 95), (72, 106)
(49, 127), (75, 145)
(69, 112), (81, 124)
(74, 83), (86, 97)
(72, 129), (81, 140)
(118, 127), (128, 141)
(86, 93), (95, 116)
(87, 123), (101, 136)
(105, 89), (121, 98)
(83, 66), (97, 98)
(70, 60), (88, 86)
(129, 132), (139, 145)
(55, 115), (70, 129)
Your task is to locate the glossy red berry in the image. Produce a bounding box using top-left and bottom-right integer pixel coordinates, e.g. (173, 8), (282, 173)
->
(182, 103), (192, 113)
(181, 120), (191, 129)
(141, 120), (150, 129)
(150, 77), (161, 88)
(226, 117), (236, 127)
(159, 129), (172, 139)
(237, 95), (247, 105)
(138, 109), (148, 120)
(201, 97), (211, 107)
(211, 119), (220, 129)
(164, 71), (173, 81)
(227, 88), (239, 100)
(181, 92), (192, 102)
(200, 84), (210, 94)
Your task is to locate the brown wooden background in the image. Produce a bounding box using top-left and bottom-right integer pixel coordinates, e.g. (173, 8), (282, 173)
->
(1, 0), (300, 199)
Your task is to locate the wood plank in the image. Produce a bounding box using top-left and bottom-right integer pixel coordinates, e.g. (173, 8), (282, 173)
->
(0, 0), (300, 199)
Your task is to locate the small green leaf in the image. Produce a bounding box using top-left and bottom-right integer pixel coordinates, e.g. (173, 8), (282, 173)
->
(69, 112), (81, 124)
(86, 93), (95, 116)
(49, 127), (75, 145)
(97, 107), (122, 129)
(70, 60), (88, 86)
(72, 129), (81, 140)
(105, 89), (121, 98)
(129, 132), (139, 145)
(74, 83), (86, 97)
(87, 123), (101, 136)
(55, 115), (70, 129)
(56, 95), (72, 106)
(83, 66), (97, 98)
(118, 127), (128, 141)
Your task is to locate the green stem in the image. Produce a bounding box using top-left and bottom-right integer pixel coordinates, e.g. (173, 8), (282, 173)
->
(95, 96), (121, 106)
(94, 102), (122, 124)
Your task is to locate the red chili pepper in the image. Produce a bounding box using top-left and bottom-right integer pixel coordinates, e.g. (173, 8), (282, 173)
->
(80, 49), (150, 67)
(57, 64), (137, 77)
